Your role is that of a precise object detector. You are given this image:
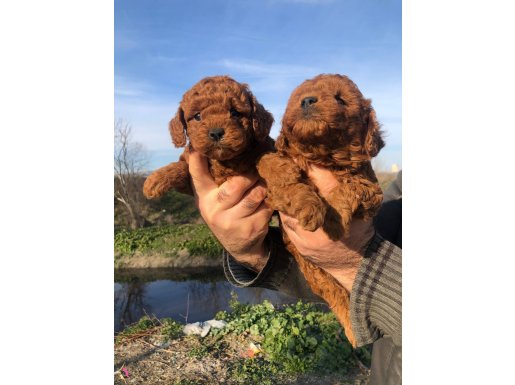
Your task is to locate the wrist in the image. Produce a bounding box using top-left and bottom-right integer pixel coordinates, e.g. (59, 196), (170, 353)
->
(228, 241), (269, 273)
(323, 248), (363, 292)
(325, 263), (360, 292)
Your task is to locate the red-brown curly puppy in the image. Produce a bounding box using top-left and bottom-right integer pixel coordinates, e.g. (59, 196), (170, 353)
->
(257, 74), (385, 346)
(143, 75), (274, 200)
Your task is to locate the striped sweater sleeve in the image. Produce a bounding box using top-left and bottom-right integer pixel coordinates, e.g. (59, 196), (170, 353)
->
(350, 233), (402, 347)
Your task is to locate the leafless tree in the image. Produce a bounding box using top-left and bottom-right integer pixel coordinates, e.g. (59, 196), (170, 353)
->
(114, 119), (150, 229)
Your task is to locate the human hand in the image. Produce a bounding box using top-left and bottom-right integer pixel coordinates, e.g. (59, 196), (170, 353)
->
(188, 151), (274, 273)
(279, 165), (374, 291)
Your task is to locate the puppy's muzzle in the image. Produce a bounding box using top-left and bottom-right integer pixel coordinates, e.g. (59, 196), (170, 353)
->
(301, 96), (318, 109)
(208, 127), (225, 142)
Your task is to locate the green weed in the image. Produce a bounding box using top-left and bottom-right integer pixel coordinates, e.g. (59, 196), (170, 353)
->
(114, 224), (222, 257)
(214, 293), (365, 376)
(188, 345), (209, 358)
(115, 316), (183, 344)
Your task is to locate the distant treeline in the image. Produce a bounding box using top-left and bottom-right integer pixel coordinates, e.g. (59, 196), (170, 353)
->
(115, 175), (200, 230)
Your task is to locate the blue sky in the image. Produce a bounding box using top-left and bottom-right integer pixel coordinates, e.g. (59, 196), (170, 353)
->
(115, 0), (401, 171)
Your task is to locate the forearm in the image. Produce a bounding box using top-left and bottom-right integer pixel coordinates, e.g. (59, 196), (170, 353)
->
(350, 233), (402, 347)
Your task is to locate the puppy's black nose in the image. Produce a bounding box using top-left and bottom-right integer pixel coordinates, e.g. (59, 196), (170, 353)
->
(301, 96), (318, 109)
(208, 127), (225, 141)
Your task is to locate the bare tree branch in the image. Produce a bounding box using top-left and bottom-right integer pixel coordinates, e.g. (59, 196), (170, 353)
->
(114, 119), (150, 229)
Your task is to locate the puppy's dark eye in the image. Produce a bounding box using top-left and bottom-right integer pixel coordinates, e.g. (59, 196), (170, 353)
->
(335, 95), (346, 106)
(193, 113), (201, 121)
(230, 108), (241, 118)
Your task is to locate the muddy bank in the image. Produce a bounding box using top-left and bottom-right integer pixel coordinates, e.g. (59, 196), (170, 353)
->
(114, 249), (222, 269)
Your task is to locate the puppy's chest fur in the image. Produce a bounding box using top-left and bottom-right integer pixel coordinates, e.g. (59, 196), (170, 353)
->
(208, 137), (275, 186)
(278, 141), (382, 223)
(282, 142), (379, 185)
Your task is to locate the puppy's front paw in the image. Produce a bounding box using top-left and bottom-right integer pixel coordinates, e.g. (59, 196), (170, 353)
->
(296, 195), (326, 231)
(322, 206), (346, 241)
(143, 175), (166, 199)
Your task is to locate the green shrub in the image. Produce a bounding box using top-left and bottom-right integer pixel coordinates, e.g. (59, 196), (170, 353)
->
(114, 224), (222, 257)
(115, 316), (157, 343)
(148, 189), (200, 224)
(115, 316), (184, 344)
(229, 358), (280, 385)
(160, 317), (184, 339)
(188, 345), (209, 358)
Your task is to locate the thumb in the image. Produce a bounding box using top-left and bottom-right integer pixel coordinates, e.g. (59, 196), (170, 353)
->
(188, 151), (217, 197)
(306, 165), (338, 198)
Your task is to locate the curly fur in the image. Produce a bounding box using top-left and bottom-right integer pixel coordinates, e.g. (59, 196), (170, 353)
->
(143, 75), (274, 199)
(257, 74), (385, 346)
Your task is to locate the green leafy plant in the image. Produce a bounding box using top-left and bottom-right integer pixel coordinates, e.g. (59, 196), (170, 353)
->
(115, 316), (183, 344)
(115, 316), (157, 344)
(215, 294), (363, 376)
(188, 345), (209, 358)
(229, 358), (280, 385)
(160, 317), (184, 339)
(114, 224), (222, 257)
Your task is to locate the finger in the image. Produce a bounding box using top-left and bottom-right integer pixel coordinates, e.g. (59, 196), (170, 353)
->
(279, 211), (321, 244)
(216, 174), (259, 210)
(188, 151), (218, 197)
(253, 202), (274, 237)
(234, 182), (268, 217)
(240, 201), (274, 230)
(279, 215), (305, 251)
(279, 212), (299, 233)
(254, 201), (275, 220)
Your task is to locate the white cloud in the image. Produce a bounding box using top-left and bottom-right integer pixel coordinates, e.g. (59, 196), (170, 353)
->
(114, 76), (155, 98)
(149, 54), (188, 64)
(114, 33), (138, 51)
(115, 96), (179, 150)
(216, 58), (322, 98)
(218, 59), (316, 77)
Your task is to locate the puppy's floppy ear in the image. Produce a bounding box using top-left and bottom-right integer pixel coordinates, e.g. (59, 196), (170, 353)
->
(275, 132), (288, 152)
(250, 94), (274, 142)
(363, 103), (385, 158)
(169, 106), (187, 147)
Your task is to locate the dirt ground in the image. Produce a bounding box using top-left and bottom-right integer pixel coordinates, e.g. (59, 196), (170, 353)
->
(114, 331), (370, 385)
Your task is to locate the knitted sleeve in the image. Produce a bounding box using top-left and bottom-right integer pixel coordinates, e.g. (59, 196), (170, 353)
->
(350, 233), (402, 347)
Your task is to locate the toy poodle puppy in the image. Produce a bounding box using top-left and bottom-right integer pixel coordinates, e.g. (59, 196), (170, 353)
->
(257, 74), (385, 346)
(143, 75), (274, 199)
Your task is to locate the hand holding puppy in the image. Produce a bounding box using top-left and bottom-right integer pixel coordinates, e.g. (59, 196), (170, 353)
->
(188, 151), (273, 273)
(279, 164), (374, 292)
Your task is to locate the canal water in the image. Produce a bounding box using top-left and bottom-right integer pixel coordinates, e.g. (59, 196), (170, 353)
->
(114, 267), (300, 333)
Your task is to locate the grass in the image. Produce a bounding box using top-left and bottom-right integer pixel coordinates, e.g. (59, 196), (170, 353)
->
(188, 345), (209, 358)
(115, 315), (183, 344)
(114, 224), (222, 258)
